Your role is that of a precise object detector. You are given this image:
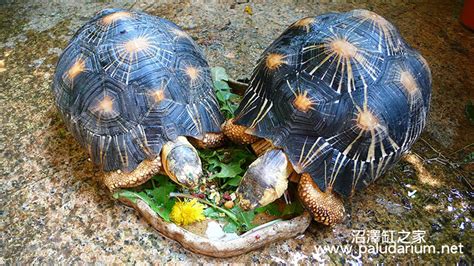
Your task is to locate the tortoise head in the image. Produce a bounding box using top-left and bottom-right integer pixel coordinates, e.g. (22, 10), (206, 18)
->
(237, 149), (292, 210)
(161, 136), (202, 189)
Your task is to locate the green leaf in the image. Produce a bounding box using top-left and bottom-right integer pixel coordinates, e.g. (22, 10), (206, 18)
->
(200, 146), (255, 182)
(198, 149), (217, 160)
(214, 80), (231, 92)
(255, 202), (282, 216)
(255, 201), (304, 217)
(230, 205), (256, 230)
(160, 198), (176, 221)
(237, 148), (256, 162)
(147, 175), (176, 204)
(115, 190), (174, 222)
(138, 191), (174, 222)
(113, 190), (138, 203)
(114, 175), (178, 222)
(224, 176), (242, 187)
(211, 66), (229, 82)
(210, 160), (244, 179)
(223, 221), (238, 233)
(210, 66), (241, 119)
(215, 90), (226, 103)
(203, 207), (222, 219)
(239, 210), (256, 230)
(281, 201), (304, 216)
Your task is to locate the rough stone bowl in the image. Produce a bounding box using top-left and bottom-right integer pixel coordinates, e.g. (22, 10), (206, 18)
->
(118, 197), (311, 257)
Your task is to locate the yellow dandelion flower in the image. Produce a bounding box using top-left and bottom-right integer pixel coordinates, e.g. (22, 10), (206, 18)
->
(170, 198), (206, 226)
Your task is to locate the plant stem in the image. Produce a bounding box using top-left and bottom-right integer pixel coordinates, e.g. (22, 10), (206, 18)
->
(448, 143), (474, 157)
(169, 192), (239, 224)
(220, 183), (228, 190)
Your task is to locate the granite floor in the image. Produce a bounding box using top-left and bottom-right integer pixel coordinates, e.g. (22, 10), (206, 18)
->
(1, 0), (473, 264)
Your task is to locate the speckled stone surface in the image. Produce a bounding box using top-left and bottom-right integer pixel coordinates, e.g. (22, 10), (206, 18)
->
(1, 0), (472, 264)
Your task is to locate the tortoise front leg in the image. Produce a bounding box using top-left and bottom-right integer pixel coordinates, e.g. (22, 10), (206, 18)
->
(190, 132), (225, 149)
(237, 149), (292, 210)
(298, 173), (345, 225)
(103, 157), (161, 191)
(222, 118), (259, 145)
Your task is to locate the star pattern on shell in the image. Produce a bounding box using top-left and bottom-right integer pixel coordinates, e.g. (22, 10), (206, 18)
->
(265, 53), (287, 70)
(351, 9), (402, 55)
(302, 33), (381, 94)
(101, 33), (174, 85)
(185, 65), (200, 83)
(399, 70), (419, 96)
(101, 11), (132, 26)
(89, 93), (120, 120)
(233, 10), (431, 198)
(52, 8), (224, 175)
(292, 17), (315, 32)
(66, 57), (86, 81)
(286, 80), (317, 112)
(151, 89), (165, 103)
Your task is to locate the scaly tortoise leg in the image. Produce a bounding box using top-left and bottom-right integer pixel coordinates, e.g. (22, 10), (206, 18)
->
(103, 156), (162, 191)
(222, 118), (259, 145)
(190, 132), (225, 149)
(222, 118), (275, 156)
(297, 173), (345, 226)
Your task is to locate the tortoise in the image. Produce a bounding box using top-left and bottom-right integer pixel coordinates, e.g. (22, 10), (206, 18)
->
(52, 8), (224, 190)
(223, 9), (432, 225)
